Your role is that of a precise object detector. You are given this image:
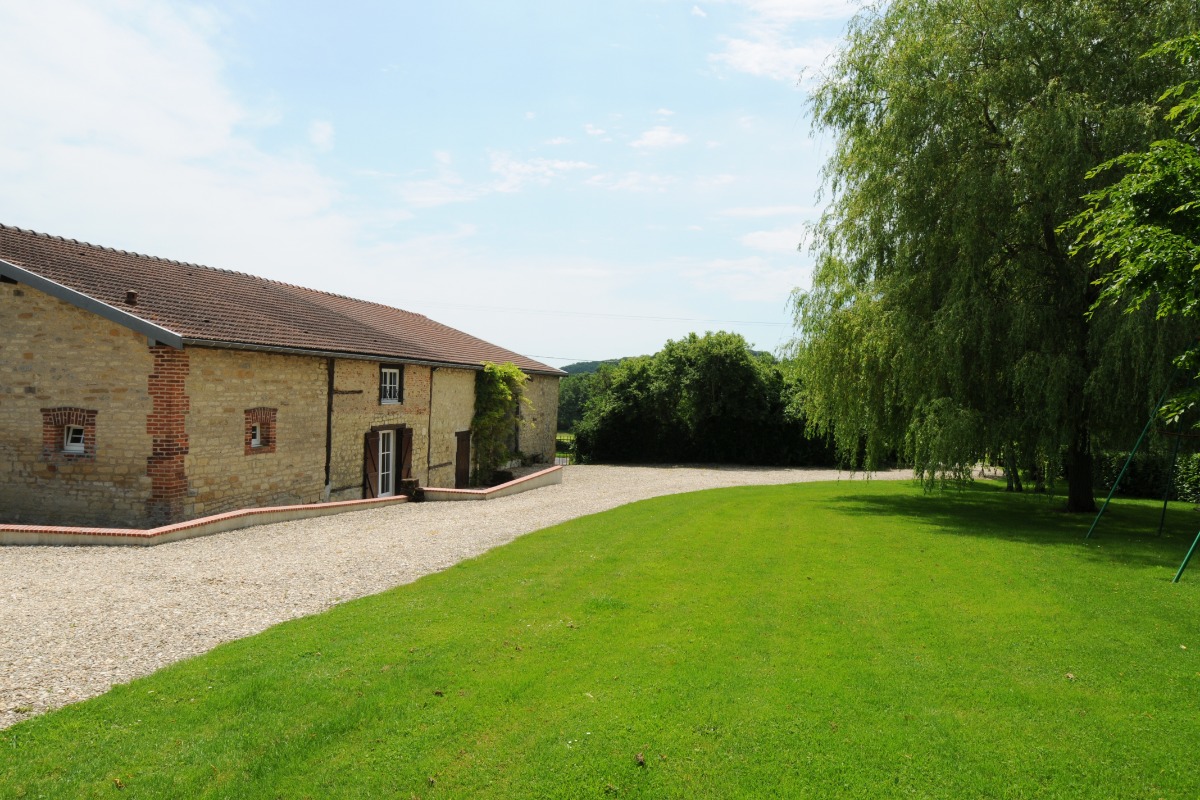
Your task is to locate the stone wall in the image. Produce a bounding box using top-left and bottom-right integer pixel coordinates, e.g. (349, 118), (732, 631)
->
(182, 347), (327, 517)
(0, 283), (154, 526)
(327, 359), (432, 501)
(519, 373), (560, 464)
(427, 367), (476, 487)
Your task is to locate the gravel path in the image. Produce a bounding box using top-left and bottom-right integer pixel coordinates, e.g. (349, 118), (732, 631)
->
(0, 464), (912, 729)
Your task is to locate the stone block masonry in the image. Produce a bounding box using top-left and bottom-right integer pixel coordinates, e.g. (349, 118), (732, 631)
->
(0, 283), (155, 526)
(519, 374), (560, 464)
(183, 348), (326, 518)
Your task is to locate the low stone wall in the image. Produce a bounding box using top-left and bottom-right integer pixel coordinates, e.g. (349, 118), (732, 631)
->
(0, 495), (409, 547)
(423, 465), (563, 502)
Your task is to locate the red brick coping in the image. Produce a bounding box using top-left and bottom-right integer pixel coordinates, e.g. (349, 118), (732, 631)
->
(0, 465), (564, 546)
(0, 495), (410, 547)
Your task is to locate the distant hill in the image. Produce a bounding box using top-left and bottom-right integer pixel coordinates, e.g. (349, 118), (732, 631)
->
(561, 359), (627, 375)
(562, 350), (774, 375)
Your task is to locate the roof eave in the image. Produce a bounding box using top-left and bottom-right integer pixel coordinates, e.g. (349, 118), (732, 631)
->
(181, 338), (564, 376)
(0, 257), (184, 348)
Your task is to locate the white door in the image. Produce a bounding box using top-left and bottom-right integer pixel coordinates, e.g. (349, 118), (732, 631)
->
(379, 429), (395, 497)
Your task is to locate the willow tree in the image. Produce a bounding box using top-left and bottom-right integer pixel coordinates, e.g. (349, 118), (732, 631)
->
(1070, 36), (1200, 427)
(792, 0), (1200, 511)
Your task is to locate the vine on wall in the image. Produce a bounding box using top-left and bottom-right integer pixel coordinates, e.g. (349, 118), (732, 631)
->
(471, 361), (532, 486)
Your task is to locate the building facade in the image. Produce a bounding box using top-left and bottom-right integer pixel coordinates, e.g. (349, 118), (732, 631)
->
(0, 225), (561, 527)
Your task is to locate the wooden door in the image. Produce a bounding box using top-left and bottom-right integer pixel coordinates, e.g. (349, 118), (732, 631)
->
(363, 430), (381, 498)
(455, 431), (471, 488)
(400, 426), (414, 480)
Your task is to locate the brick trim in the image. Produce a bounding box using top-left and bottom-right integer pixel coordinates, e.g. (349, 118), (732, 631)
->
(244, 407), (277, 455)
(145, 346), (190, 525)
(40, 407), (98, 462)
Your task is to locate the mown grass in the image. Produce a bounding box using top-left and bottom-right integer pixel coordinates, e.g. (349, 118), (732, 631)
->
(3, 481), (1199, 799)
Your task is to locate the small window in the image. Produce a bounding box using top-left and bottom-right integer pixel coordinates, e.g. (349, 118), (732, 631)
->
(40, 407), (97, 461)
(380, 366), (402, 404)
(64, 425), (86, 453)
(244, 408), (277, 455)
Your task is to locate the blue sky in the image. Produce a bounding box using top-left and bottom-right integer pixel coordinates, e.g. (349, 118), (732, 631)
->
(0, 1), (859, 368)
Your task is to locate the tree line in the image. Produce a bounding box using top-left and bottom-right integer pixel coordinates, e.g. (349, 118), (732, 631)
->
(562, 332), (834, 466)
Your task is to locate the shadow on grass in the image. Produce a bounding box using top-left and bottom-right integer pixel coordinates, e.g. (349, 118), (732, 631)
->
(826, 481), (1200, 571)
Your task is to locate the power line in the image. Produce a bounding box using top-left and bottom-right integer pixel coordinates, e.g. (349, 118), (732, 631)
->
(417, 300), (789, 326)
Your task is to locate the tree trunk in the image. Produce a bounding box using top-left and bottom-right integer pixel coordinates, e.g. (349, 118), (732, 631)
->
(1065, 426), (1096, 512)
(1005, 445), (1022, 492)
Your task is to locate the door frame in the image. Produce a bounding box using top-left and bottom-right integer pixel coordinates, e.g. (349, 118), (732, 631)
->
(363, 423), (412, 498)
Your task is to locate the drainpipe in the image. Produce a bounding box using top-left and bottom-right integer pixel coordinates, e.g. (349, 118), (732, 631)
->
(323, 358), (334, 501)
(426, 366), (437, 483)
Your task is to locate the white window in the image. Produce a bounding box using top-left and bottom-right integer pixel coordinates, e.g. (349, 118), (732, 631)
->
(379, 429), (395, 496)
(250, 423), (262, 448)
(63, 425), (85, 453)
(380, 367), (401, 404)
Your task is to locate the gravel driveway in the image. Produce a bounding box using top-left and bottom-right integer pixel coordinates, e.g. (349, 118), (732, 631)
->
(0, 464), (911, 729)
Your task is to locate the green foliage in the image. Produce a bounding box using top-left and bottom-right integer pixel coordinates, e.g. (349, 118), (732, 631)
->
(5, 482), (1200, 797)
(560, 358), (625, 375)
(1068, 35), (1200, 426)
(1176, 452), (1200, 503)
(574, 332), (833, 465)
(792, 0), (1200, 511)
(556, 371), (594, 432)
(471, 361), (530, 485)
(1093, 446), (1200, 501)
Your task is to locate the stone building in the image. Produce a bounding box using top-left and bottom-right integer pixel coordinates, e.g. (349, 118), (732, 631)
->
(0, 224), (562, 528)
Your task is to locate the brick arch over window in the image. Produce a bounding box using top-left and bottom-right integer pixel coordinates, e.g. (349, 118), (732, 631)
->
(244, 407), (278, 455)
(41, 407), (97, 461)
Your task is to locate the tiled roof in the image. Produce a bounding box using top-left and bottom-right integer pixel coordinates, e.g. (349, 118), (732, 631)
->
(0, 224), (563, 375)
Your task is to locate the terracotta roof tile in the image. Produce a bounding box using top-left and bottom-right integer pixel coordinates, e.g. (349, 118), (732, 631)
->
(0, 224), (563, 375)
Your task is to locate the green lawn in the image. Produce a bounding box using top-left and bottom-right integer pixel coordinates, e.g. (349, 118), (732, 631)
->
(4, 481), (1199, 799)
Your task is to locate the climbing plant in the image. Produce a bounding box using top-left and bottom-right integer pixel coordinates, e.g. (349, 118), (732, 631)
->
(471, 361), (531, 486)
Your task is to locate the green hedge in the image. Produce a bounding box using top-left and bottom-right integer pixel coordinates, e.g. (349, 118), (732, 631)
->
(1093, 449), (1200, 503)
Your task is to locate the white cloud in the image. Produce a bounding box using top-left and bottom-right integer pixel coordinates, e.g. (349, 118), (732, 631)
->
(586, 172), (677, 192)
(740, 224), (808, 254)
(393, 151), (483, 207)
(713, 27), (836, 83)
(694, 174), (737, 189)
(584, 123), (607, 137)
(657, 108), (675, 117)
(720, 204), (819, 218)
(692, 5), (708, 18)
(0, 1), (366, 276)
(308, 120), (334, 151)
(631, 125), (690, 149)
(709, 0), (857, 83)
(544, 136), (571, 145)
(488, 152), (595, 192)
(724, 0), (860, 22)
(684, 256), (809, 303)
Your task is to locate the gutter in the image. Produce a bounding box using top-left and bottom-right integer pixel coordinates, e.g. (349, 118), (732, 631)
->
(181, 339), (566, 376)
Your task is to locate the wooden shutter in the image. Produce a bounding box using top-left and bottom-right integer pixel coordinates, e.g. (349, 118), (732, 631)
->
(400, 426), (414, 480)
(363, 430), (381, 498)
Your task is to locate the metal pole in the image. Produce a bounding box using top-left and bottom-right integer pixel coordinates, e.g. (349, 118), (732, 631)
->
(1085, 380), (1175, 540)
(1172, 529), (1200, 583)
(1156, 433), (1183, 536)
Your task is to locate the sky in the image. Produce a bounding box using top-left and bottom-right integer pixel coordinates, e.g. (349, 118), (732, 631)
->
(0, 0), (860, 369)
